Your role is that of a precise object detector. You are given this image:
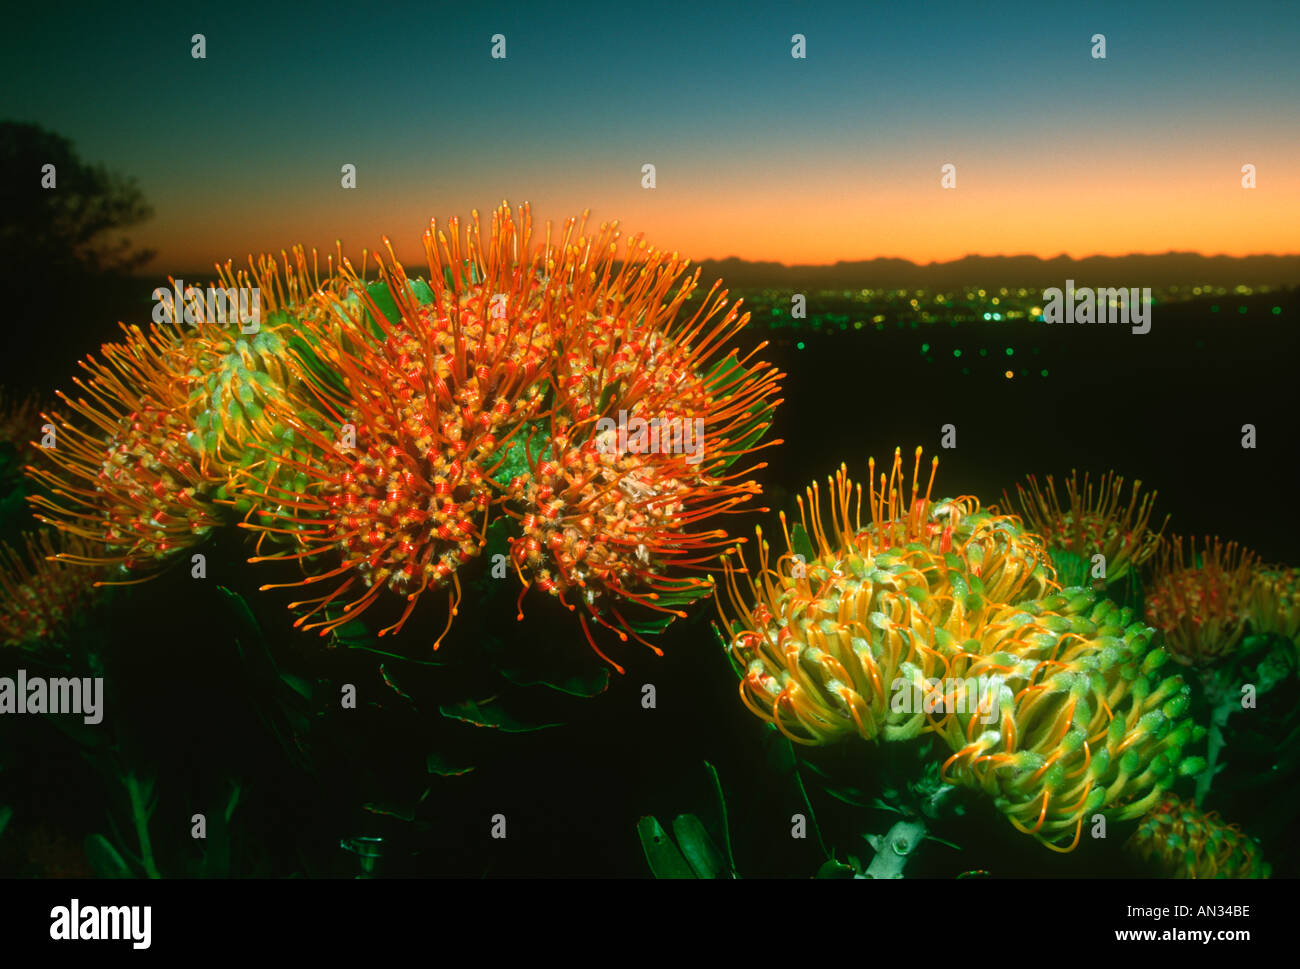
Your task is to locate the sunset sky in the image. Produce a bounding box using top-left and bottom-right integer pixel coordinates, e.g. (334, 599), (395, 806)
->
(5, 0), (1298, 269)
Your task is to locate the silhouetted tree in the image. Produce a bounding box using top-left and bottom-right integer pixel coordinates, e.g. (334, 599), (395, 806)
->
(0, 121), (154, 277)
(0, 122), (155, 391)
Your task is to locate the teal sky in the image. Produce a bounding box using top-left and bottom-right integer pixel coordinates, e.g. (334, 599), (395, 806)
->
(4, 0), (1297, 266)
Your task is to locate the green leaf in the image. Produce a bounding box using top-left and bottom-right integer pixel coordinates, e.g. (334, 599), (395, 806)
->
(672, 814), (724, 879)
(288, 335), (347, 396)
(438, 698), (562, 732)
(499, 664), (611, 698)
(0, 804), (11, 839)
(702, 353), (741, 394)
(637, 816), (696, 879)
(198, 810), (231, 877)
(764, 729), (798, 773)
(822, 785), (871, 808)
(224, 781), (241, 825)
(790, 523), (815, 564)
(280, 673), (312, 701)
(924, 833), (962, 851)
(217, 586), (263, 644)
(703, 761), (736, 876)
(363, 802), (415, 822)
(366, 280), (401, 328)
(816, 858), (857, 878)
(697, 354), (778, 472)
(625, 613), (681, 637)
(595, 382), (619, 419)
(426, 752), (476, 777)
(379, 664), (414, 703)
(408, 279), (435, 305)
(330, 619), (376, 648)
(84, 834), (133, 878)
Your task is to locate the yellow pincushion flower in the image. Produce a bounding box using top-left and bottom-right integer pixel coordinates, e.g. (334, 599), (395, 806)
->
(717, 447), (1055, 745)
(937, 590), (1204, 851)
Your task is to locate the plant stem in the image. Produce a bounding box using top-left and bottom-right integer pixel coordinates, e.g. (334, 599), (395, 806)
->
(125, 774), (161, 879)
(1196, 671), (1233, 807)
(862, 818), (927, 878)
(860, 782), (956, 878)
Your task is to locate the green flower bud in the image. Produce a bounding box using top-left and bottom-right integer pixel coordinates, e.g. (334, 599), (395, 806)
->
(1044, 763), (1066, 791)
(1090, 748), (1111, 777)
(1142, 647), (1169, 674)
(1107, 718), (1127, 746)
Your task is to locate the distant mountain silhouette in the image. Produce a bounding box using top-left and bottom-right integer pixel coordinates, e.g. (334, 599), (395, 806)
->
(158, 251), (1299, 295)
(693, 252), (1300, 289)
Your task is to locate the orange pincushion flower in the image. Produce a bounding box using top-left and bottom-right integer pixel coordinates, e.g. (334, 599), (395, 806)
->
(245, 204), (556, 640)
(1, 530), (100, 646)
(1145, 535), (1258, 665)
(503, 215), (783, 670)
(27, 324), (225, 579)
(27, 247), (355, 582)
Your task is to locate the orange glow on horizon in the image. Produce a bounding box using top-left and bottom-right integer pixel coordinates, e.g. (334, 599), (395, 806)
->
(137, 164), (1300, 271)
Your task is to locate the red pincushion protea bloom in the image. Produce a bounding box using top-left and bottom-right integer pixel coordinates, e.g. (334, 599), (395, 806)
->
(1, 530), (100, 646)
(503, 215), (783, 671)
(1129, 792), (1270, 878)
(1145, 535), (1258, 665)
(26, 324), (225, 579)
(1007, 469), (1166, 584)
(244, 204), (556, 640)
